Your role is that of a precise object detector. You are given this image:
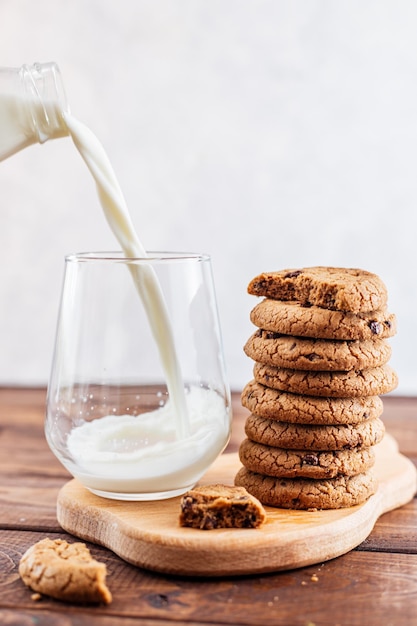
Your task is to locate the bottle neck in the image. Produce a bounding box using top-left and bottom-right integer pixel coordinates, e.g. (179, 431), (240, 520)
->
(20, 62), (69, 143)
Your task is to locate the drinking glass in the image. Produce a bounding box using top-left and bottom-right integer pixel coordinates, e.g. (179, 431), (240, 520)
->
(45, 252), (232, 500)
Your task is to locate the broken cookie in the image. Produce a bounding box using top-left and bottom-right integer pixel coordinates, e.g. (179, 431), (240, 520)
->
(247, 267), (388, 313)
(19, 538), (112, 604)
(179, 484), (266, 530)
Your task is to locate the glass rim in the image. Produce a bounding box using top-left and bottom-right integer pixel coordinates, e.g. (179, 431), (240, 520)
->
(65, 251), (211, 264)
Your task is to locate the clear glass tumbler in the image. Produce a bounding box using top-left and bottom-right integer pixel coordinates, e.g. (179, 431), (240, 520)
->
(45, 252), (232, 500)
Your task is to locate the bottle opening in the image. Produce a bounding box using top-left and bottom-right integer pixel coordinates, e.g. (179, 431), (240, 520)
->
(20, 62), (69, 143)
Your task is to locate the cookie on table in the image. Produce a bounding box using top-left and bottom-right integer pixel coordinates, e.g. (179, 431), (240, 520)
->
(244, 414), (385, 450)
(253, 363), (398, 398)
(241, 381), (384, 425)
(239, 438), (375, 479)
(244, 330), (392, 371)
(247, 267), (388, 313)
(179, 484), (266, 530)
(250, 299), (397, 341)
(235, 467), (377, 509)
(19, 538), (112, 604)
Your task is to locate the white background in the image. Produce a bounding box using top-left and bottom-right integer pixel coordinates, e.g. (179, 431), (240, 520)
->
(0, 1), (416, 394)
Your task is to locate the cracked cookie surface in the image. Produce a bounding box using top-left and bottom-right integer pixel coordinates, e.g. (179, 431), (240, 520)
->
(235, 467), (377, 509)
(253, 363), (398, 398)
(250, 299), (396, 341)
(241, 381), (384, 425)
(239, 438), (375, 479)
(244, 414), (385, 450)
(244, 330), (391, 371)
(19, 538), (112, 604)
(247, 267), (388, 313)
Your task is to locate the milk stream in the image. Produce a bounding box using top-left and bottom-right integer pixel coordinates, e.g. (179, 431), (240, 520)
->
(63, 114), (190, 439)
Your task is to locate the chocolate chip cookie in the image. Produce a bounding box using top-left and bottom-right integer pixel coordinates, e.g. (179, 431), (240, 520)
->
(247, 267), (388, 313)
(239, 438), (375, 479)
(253, 363), (398, 398)
(250, 299), (397, 341)
(244, 330), (391, 371)
(244, 414), (385, 450)
(235, 467), (377, 509)
(241, 381), (384, 425)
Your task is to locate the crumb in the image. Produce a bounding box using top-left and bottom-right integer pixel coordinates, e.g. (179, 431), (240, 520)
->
(31, 592), (42, 601)
(310, 574), (319, 582)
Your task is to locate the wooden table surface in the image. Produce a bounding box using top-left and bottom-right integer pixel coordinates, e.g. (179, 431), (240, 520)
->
(1, 387), (417, 626)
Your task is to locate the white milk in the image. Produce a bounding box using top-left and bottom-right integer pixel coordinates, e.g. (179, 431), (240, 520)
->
(0, 87), (230, 495)
(0, 94), (35, 158)
(66, 386), (229, 498)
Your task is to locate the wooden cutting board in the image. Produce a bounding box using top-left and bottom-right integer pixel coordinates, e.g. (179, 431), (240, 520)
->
(57, 433), (417, 577)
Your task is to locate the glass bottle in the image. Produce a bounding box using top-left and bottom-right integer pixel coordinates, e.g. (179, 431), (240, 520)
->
(0, 61), (69, 161)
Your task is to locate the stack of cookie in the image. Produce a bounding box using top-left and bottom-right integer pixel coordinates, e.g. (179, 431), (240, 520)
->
(235, 267), (398, 510)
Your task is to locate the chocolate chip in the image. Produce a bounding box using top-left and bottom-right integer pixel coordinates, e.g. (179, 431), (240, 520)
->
(306, 353), (320, 362)
(302, 454), (319, 466)
(202, 515), (218, 530)
(284, 270), (302, 278)
(243, 515), (257, 528)
(265, 331), (282, 339)
(369, 321), (382, 335)
(181, 496), (193, 512)
(323, 294), (336, 308)
(384, 320), (392, 329)
(251, 281), (267, 292)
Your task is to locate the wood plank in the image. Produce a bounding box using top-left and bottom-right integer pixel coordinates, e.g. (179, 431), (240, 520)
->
(1, 529), (417, 626)
(0, 478), (63, 532)
(382, 397), (417, 447)
(0, 614), (193, 626)
(0, 612), (204, 626)
(358, 499), (417, 553)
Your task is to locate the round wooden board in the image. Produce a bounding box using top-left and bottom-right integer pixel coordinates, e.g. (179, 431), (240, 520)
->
(57, 434), (417, 577)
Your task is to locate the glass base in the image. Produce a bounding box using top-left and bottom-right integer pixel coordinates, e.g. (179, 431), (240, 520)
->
(86, 483), (196, 501)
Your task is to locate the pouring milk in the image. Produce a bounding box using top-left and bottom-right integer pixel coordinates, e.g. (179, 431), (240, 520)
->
(0, 62), (230, 497)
